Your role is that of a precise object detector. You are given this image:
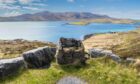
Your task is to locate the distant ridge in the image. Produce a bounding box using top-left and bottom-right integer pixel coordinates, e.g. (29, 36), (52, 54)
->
(0, 11), (110, 21)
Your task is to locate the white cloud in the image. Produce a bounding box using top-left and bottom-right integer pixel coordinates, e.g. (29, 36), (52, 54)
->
(22, 6), (40, 11)
(0, 0), (48, 16)
(0, 0), (16, 4)
(19, 0), (32, 4)
(0, 0), (33, 4)
(3, 11), (22, 17)
(0, 4), (20, 10)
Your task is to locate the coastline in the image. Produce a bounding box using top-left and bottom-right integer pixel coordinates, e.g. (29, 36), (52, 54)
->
(67, 18), (137, 26)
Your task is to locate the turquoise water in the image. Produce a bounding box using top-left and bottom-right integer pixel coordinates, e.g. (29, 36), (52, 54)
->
(0, 21), (137, 42)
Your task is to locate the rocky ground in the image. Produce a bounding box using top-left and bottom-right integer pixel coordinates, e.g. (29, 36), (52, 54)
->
(0, 39), (56, 59)
(0, 36), (140, 84)
(1, 31), (140, 84)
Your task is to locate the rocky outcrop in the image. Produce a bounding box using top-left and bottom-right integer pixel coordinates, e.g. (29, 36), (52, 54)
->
(56, 38), (87, 65)
(0, 57), (26, 78)
(88, 48), (121, 63)
(57, 76), (87, 84)
(22, 46), (56, 68)
(83, 34), (94, 40)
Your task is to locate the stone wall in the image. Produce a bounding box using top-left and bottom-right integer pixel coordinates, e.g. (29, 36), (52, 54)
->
(23, 46), (56, 68)
(0, 38), (138, 79)
(0, 57), (26, 78)
(0, 46), (56, 78)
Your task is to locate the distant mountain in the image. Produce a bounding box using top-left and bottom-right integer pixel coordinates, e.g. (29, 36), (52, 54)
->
(0, 11), (110, 21)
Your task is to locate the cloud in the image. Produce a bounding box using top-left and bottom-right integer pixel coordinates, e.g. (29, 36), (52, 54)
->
(22, 6), (40, 11)
(67, 0), (75, 3)
(0, 0), (16, 4)
(0, 0), (48, 16)
(0, 0), (47, 10)
(19, 0), (32, 4)
(3, 11), (22, 17)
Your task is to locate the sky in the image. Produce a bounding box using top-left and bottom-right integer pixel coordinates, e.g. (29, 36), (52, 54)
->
(0, 0), (140, 19)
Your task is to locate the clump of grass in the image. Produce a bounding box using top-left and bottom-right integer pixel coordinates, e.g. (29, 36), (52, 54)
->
(1, 58), (139, 84)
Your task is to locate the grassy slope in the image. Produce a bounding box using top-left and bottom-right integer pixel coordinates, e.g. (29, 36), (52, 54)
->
(1, 58), (139, 84)
(83, 29), (140, 58)
(0, 39), (56, 59)
(1, 30), (140, 84)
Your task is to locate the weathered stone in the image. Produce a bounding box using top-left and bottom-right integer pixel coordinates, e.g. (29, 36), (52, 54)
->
(88, 48), (121, 63)
(56, 38), (86, 65)
(22, 46), (56, 68)
(57, 76), (87, 84)
(0, 57), (25, 78)
(125, 58), (135, 64)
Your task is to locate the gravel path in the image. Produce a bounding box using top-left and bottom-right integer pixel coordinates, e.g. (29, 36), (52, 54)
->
(57, 76), (88, 84)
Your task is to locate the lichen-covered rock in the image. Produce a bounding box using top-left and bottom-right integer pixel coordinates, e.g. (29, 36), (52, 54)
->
(0, 57), (25, 78)
(57, 76), (87, 84)
(56, 38), (86, 65)
(88, 48), (121, 63)
(22, 46), (56, 68)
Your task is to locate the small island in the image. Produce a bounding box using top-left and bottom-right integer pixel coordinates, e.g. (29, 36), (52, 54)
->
(68, 18), (137, 26)
(68, 21), (90, 26)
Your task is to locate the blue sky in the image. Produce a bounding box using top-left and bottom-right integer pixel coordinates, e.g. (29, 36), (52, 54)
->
(0, 0), (139, 19)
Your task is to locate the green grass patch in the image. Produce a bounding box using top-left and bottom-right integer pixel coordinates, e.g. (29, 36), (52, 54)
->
(1, 58), (140, 84)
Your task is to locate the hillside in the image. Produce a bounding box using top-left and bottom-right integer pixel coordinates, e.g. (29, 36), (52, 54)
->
(0, 39), (56, 59)
(0, 30), (140, 84)
(83, 29), (140, 58)
(0, 11), (109, 22)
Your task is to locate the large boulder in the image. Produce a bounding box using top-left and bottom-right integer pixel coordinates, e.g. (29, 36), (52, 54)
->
(22, 46), (56, 68)
(88, 48), (121, 63)
(56, 38), (86, 65)
(0, 57), (26, 78)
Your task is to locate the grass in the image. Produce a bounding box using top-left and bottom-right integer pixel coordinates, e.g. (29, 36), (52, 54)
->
(83, 29), (140, 58)
(1, 58), (140, 84)
(1, 29), (140, 84)
(68, 18), (136, 26)
(0, 39), (56, 59)
(69, 21), (90, 26)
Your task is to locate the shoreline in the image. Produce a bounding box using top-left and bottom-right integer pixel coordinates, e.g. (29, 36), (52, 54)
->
(67, 18), (138, 26)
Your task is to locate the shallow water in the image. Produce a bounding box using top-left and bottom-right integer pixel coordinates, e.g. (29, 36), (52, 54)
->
(0, 21), (137, 43)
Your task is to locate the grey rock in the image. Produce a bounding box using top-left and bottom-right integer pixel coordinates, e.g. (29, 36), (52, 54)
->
(124, 58), (135, 64)
(0, 57), (26, 78)
(57, 76), (87, 84)
(56, 38), (86, 65)
(83, 34), (94, 40)
(88, 48), (121, 63)
(22, 46), (56, 68)
(109, 54), (121, 63)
